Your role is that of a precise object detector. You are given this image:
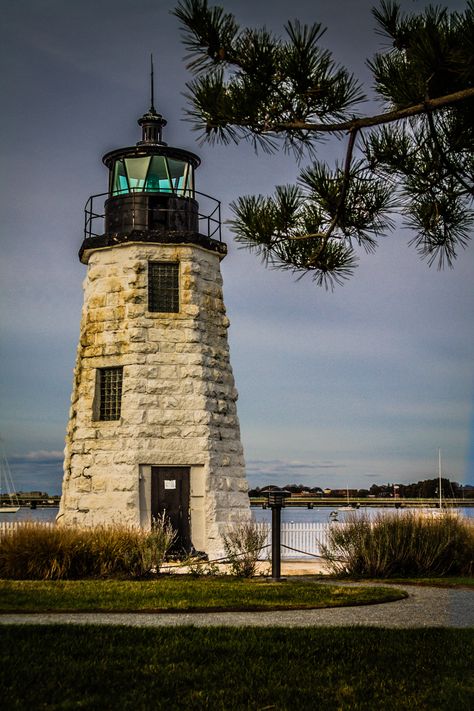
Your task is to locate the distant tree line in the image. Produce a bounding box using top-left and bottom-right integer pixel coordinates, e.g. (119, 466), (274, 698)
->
(248, 484), (324, 496)
(372, 479), (471, 499)
(249, 480), (474, 498)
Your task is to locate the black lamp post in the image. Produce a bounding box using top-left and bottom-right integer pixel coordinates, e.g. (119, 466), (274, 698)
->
(266, 490), (290, 581)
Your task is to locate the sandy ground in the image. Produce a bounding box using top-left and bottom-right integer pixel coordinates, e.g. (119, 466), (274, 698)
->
(161, 558), (330, 576)
(276, 559), (330, 575)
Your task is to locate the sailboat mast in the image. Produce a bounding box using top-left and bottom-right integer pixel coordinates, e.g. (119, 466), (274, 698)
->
(438, 448), (442, 509)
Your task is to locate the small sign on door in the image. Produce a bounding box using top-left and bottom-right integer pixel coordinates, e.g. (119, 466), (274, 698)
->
(164, 479), (176, 490)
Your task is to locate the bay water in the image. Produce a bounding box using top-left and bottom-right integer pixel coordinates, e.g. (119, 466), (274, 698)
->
(2, 505), (472, 526)
(253, 505), (474, 523)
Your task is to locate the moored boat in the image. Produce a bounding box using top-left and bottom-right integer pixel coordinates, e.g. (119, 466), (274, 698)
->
(0, 440), (20, 513)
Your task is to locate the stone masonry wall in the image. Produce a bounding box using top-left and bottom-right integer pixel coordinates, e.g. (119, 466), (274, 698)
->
(58, 241), (250, 557)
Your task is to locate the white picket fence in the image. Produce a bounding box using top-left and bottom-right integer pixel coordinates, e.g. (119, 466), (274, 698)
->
(255, 521), (341, 559)
(0, 521), (56, 535)
(0, 520), (339, 560)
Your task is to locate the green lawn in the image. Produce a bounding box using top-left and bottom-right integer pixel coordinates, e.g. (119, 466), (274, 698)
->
(0, 577), (405, 612)
(1, 626), (472, 710)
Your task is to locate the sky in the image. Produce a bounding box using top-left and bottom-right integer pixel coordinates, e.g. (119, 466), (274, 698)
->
(0, 0), (473, 494)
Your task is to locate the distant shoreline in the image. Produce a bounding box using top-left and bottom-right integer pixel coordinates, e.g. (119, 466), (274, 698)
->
(250, 497), (474, 508)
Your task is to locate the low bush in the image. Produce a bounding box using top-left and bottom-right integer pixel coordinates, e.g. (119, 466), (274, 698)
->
(0, 517), (175, 580)
(222, 519), (268, 577)
(322, 511), (474, 577)
(180, 556), (221, 576)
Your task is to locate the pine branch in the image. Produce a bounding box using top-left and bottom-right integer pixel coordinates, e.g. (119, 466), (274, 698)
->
(321, 128), (359, 242)
(174, 0), (474, 287)
(272, 88), (474, 134)
(425, 109), (474, 196)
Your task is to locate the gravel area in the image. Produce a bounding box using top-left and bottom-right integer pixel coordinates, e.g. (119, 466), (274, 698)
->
(1, 584), (472, 628)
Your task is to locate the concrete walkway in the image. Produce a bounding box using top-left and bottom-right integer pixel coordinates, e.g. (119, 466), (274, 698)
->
(1, 583), (473, 628)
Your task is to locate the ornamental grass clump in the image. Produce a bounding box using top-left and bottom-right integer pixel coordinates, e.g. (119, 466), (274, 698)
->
(140, 515), (176, 573)
(322, 511), (474, 578)
(0, 518), (175, 580)
(222, 519), (268, 577)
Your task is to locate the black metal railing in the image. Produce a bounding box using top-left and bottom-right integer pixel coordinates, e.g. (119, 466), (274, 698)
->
(84, 190), (222, 242)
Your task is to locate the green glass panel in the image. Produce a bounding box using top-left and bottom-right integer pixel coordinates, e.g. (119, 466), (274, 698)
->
(125, 157), (150, 193)
(167, 158), (187, 194)
(112, 160), (129, 195)
(146, 156), (171, 192)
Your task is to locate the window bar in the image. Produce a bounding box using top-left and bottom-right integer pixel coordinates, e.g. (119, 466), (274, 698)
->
(163, 157), (174, 194)
(144, 157), (153, 193)
(182, 162), (189, 198)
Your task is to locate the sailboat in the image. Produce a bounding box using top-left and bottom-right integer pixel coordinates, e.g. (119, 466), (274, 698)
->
(437, 448), (443, 510)
(338, 486), (355, 511)
(424, 448), (457, 517)
(0, 441), (20, 513)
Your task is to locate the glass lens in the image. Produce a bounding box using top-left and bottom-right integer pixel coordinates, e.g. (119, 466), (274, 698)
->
(125, 157), (151, 192)
(146, 156), (171, 192)
(112, 160), (129, 194)
(167, 159), (187, 194)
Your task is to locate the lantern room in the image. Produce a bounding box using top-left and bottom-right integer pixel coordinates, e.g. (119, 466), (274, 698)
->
(80, 103), (224, 264)
(107, 150), (195, 197)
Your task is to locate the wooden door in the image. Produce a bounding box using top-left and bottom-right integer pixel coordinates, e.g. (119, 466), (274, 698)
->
(151, 466), (191, 553)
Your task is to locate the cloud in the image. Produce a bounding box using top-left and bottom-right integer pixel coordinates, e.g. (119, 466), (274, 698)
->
(248, 459), (315, 469)
(12, 450), (64, 462)
(8, 457), (63, 495)
(245, 458), (351, 489)
(246, 458), (347, 481)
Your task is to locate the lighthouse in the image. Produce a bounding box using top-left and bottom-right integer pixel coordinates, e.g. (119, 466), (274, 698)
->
(58, 90), (250, 557)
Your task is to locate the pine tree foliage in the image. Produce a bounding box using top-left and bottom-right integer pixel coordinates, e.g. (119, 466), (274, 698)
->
(174, 0), (474, 288)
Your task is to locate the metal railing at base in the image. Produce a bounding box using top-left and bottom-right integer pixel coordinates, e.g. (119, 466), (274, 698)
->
(84, 190), (222, 242)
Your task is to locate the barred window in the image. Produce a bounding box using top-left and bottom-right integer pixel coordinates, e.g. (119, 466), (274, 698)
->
(148, 262), (179, 313)
(95, 367), (123, 421)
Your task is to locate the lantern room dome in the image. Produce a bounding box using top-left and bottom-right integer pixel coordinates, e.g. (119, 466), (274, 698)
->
(137, 104), (167, 146)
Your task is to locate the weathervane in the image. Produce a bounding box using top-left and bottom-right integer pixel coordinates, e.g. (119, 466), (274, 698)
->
(150, 53), (155, 114)
(136, 53), (167, 144)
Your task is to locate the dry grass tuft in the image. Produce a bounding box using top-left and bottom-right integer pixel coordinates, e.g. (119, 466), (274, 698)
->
(322, 511), (474, 577)
(0, 517), (175, 580)
(222, 519), (268, 577)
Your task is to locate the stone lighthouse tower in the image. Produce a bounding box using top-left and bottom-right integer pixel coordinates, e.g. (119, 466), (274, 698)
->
(58, 95), (250, 557)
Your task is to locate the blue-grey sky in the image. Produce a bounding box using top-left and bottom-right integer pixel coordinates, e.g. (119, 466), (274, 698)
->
(1, 0), (472, 494)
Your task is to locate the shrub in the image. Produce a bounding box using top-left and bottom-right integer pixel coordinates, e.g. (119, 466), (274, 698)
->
(0, 519), (176, 580)
(321, 512), (474, 578)
(139, 515), (176, 573)
(181, 557), (221, 576)
(222, 519), (268, 577)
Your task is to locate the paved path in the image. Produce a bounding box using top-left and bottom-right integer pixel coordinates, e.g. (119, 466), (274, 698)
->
(1, 584), (473, 628)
